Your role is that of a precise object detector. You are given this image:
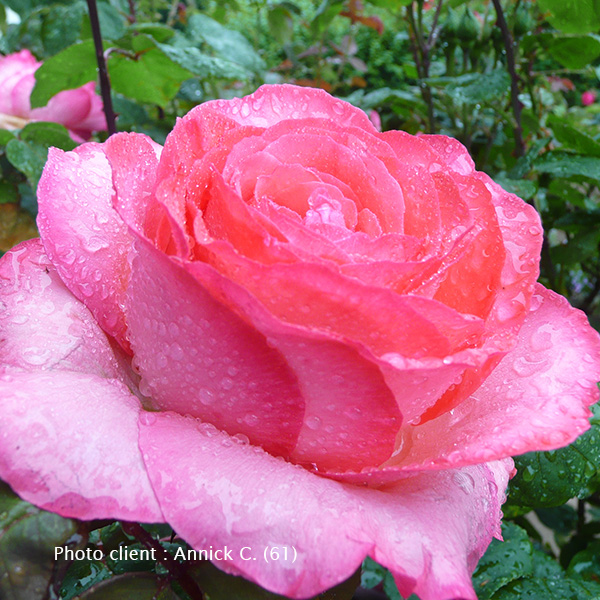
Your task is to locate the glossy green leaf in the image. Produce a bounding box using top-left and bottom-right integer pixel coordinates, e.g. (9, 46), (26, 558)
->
(108, 37), (193, 107)
(156, 43), (249, 81)
(361, 557), (401, 600)
(5, 139), (48, 189)
(568, 541), (600, 582)
(539, 0), (600, 34)
(41, 1), (86, 55)
(534, 153), (600, 183)
(473, 523), (533, 600)
(492, 575), (600, 599)
(494, 176), (537, 200)
(60, 559), (112, 600)
(547, 116), (600, 158)
(507, 404), (600, 510)
(0, 482), (77, 600)
(448, 69), (510, 105)
(20, 122), (77, 151)
(548, 35), (600, 69)
(186, 13), (264, 73)
(30, 40), (97, 108)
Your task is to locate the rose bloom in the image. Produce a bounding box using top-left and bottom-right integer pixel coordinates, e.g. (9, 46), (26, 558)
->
(582, 90), (597, 106)
(1, 85), (599, 600)
(0, 49), (106, 141)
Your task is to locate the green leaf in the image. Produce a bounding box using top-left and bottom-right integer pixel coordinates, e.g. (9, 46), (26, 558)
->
(494, 176), (537, 200)
(311, 0), (345, 35)
(186, 13), (264, 73)
(156, 43), (250, 81)
(5, 139), (49, 189)
(551, 229), (600, 266)
(361, 557), (401, 600)
(60, 560), (112, 600)
(548, 34), (600, 69)
(445, 69), (510, 105)
(20, 122), (77, 151)
(129, 23), (175, 43)
(41, 1), (86, 55)
(30, 40), (98, 108)
(507, 403), (600, 510)
(0, 481), (78, 600)
(534, 153), (600, 183)
(473, 522), (533, 600)
(97, 1), (126, 40)
(547, 116), (600, 158)
(107, 36), (193, 107)
(491, 575), (600, 599)
(568, 541), (600, 582)
(539, 0), (600, 34)
(0, 130), (16, 146)
(268, 5), (295, 45)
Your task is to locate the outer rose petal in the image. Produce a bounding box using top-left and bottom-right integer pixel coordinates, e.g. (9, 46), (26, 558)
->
(37, 142), (156, 351)
(139, 410), (512, 600)
(379, 284), (600, 473)
(0, 240), (163, 522)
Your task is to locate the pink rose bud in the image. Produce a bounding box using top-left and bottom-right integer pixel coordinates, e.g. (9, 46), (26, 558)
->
(1, 85), (599, 600)
(0, 49), (106, 141)
(582, 90), (597, 106)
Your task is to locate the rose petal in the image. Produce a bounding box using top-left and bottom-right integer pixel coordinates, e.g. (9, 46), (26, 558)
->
(200, 84), (376, 131)
(124, 235), (306, 458)
(139, 410), (512, 600)
(385, 284), (600, 471)
(37, 144), (136, 350)
(0, 240), (162, 522)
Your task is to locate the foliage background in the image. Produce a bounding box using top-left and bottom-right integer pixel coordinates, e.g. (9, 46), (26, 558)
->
(1, 0), (600, 598)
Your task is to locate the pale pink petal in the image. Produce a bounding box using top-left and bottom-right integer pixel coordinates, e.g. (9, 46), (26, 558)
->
(0, 50), (38, 115)
(139, 410), (512, 600)
(37, 142), (145, 350)
(0, 240), (163, 522)
(1, 239), (132, 383)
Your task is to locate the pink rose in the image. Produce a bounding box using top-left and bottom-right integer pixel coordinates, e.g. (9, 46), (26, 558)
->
(0, 49), (106, 141)
(582, 90), (597, 106)
(1, 85), (599, 599)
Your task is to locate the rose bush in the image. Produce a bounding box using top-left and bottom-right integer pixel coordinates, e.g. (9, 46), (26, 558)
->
(0, 49), (106, 141)
(1, 84), (599, 599)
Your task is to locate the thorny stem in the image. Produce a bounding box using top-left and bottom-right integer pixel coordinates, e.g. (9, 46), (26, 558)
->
(121, 522), (206, 599)
(406, 3), (436, 133)
(491, 0), (525, 157)
(86, 0), (116, 135)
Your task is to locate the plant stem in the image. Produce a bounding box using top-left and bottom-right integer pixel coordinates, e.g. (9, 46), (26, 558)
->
(86, 0), (116, 135)
(491, 0), (525, 157)
(406, 3), (436, 133)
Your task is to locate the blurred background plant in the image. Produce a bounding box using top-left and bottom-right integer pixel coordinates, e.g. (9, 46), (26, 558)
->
(2, 1), (600, 599)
